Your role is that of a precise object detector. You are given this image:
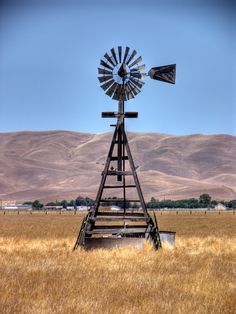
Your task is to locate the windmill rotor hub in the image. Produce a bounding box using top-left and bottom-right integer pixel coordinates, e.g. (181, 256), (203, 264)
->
(118, 63), (129, 78)
(113, 62), (130, 84)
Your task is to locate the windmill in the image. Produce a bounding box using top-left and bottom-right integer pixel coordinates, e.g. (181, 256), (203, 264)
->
(73, 46), (176, 250)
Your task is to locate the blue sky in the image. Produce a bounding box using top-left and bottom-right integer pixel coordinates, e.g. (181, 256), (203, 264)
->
(0, 0), (235, 135)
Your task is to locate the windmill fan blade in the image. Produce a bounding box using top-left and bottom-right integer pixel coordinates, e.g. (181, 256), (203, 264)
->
(104, 53), (115, 67)
(98, 75), (113, 83)
(98, 68), (113, 75)
(148, 64), (176, 84)
(112, 85), (122, 100)
(112, 84), (127, 101)
(126, 91), (134, 100)
(131, 87), (140, 96)
(111, 48), (118, 65)
(125, 82), (131, 92)
(130, 77), (145, 89)
(130, 72), (142, 79)
(129, 56), (142, 68)
(128, 81), (140, 96)
(118, 46), (122, 63)
(130, 64), (145, 72)
(131, 72), (146, 80)
(129, 78), (142, 90)
(123, 46), (130, 63)
(106, 82), (118, 97)
(125, 83), (134, 99)
(126, 50), (137, 65)
(101, 79), (115, 91)
(122, 87), (127, 101)
(100, 59), (113, 70)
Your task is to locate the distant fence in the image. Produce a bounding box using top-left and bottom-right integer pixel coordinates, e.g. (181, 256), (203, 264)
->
(155, 210), (235, 215)
(0, 209), (235, 215)
(0, 209), (88, 215)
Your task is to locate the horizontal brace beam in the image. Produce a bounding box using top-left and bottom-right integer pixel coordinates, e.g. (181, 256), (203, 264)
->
(85, 228), (147, 235)
(102, 112), (138, 118)
(100, 199), (141, 203)
(105, 170), (133, 176)
(103, 185), (136, 189)
(89, 217), (148, 222)
(93, 225), (147, 230)
(96, 211), (145, 217)
(110, 156), (128, 161)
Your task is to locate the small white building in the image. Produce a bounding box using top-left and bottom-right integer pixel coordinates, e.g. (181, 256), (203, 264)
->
(2, 204), (32, 211)
(76, 206), (90, 211)
(111, 206), (121, 211)
(44, 205), (63, 210)
(214, 203), (227, 210)
(66, 206), (75, 210)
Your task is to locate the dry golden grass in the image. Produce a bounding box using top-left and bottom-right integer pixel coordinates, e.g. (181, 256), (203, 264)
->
(0, 211), (236, 314)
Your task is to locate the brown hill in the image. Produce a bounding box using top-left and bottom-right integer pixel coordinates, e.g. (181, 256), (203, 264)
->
(0, 131), (235, 202)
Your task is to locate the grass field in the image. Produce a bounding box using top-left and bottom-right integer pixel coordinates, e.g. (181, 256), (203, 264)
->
(0, 211), (236, 314)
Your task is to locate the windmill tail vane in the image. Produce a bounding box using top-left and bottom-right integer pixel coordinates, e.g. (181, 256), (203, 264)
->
(73, 46), (176, 250)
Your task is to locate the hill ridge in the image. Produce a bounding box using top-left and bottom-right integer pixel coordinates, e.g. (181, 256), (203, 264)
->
(0, 131), (235, 202)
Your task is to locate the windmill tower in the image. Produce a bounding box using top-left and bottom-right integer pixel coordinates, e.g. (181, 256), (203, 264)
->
(73, 46), (176, 250)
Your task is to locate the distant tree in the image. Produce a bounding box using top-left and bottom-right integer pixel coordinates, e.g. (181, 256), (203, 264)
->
(32, 200), (43, 210)
(61, 200), (68, 209)
(145, 195), (234, 209)
(84, 197), (94, 206)
(75, 196), (95, 207)
(210, 200), (217, 207)
(46, 202), (56, 206)
(147, 197), (159, 208)
(225, 200), (236, 209)
(199, 194), (211, 208)
(75, 197), (87, 206)
(187, 198), (200, 208)
(23, 201), (33, 205)
(68, 199), (75, 207)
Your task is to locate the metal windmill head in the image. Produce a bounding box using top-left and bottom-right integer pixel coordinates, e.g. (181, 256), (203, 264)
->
(98, 46), (176, 102)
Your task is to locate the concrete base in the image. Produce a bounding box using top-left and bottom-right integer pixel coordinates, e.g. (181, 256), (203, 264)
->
(83, 231), (176, 250)
(84, 237), (147, 250)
